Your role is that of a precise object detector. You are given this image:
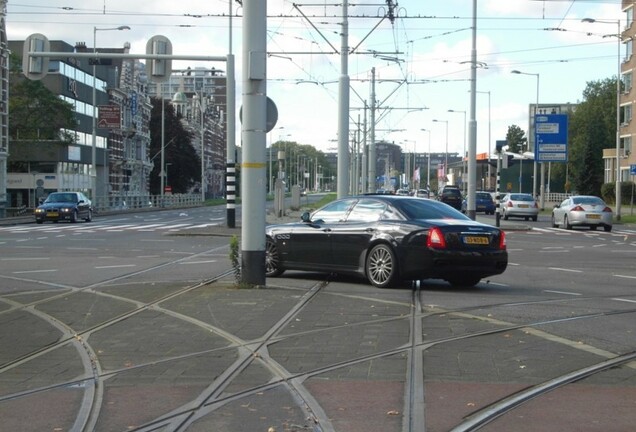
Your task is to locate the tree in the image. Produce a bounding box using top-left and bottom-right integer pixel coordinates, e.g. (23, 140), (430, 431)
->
(148, 98), (200, 194)
(9, 53), (76, 142)
(568, 78), (616, 195)
(505, 125), (527, 154)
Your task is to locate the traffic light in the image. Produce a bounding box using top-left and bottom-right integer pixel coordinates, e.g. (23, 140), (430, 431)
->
(495, 140), (507, 153)
(22, 33), (50, 80)
(146, 35), (172, 83)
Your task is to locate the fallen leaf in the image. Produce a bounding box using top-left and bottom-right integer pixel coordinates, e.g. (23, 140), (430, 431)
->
(387, 410), (400, 416)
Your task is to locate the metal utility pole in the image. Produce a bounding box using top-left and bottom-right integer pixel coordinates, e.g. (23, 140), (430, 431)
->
(337, 0), (350, 198)
(368, 68), (376, 193)
(226, 0), (237, 228)
(240, 0), (267, 285)
(467, 0), (478, 220)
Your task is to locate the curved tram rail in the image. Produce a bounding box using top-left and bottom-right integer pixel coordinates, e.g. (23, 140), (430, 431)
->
(1, 260), (635, 431)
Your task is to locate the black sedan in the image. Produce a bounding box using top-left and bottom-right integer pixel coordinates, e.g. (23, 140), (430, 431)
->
(265, 195), (508, 288)
(34, 192), (93, 224)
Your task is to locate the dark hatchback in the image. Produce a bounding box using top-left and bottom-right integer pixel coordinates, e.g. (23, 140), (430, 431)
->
(462, 191), (496, 215)
(439, 186), (463, 210)
(265, 195), (507, 288)
(34, 192), (93, 224)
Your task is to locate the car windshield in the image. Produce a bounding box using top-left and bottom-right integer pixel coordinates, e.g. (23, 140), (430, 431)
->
(45, 193), (76, 203)
(397, 198), (470, 221)
(573, 196), (604, 205)
(476, 193), (492, 200)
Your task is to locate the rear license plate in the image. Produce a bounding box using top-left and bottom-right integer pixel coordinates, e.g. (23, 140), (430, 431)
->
(587, 214), (600, 219)
(464, 236), (489, 245)
(518, 204), (529, 208)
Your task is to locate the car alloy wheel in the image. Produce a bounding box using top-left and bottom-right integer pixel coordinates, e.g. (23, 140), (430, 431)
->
(85, 210), (93, 222)
(265, 238), (284, 277)
(366, 244), (398, 288)
(70, 210), (78, 223)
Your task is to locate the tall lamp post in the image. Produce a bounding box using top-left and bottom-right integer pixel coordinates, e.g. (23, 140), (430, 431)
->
(511, 70), (540, 204)
(448, 109), (467, 193)
(476, 90), (492, 189)
(433, 119), (449, 186)
(420, 128), (431, 190)
(582, 18), (622, 220)
(92, 25), (130, 199)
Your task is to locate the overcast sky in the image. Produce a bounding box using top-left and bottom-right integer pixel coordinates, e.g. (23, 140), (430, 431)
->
(5, 0), (624, 155)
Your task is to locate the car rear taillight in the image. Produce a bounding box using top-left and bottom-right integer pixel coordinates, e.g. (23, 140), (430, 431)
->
(602, 207), (612, 213)
(426, 227), (447, 249)
(507, 201), (513, 207)
(498, 230), (507, 250)
(533, 202), (538, 208)
(572, 205), (584, 211)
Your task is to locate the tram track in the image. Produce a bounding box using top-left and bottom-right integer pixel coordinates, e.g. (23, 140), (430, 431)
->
(1, 270), (636, 430)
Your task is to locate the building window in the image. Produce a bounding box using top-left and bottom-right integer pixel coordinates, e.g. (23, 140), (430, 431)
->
(620, 104), (632, 125)
(625, 39), (633, 63)
(622, 135), (633, 157)
(627, 7), (634, 29)
(622, 71), (632, 94)
(604, 157), (613, 183)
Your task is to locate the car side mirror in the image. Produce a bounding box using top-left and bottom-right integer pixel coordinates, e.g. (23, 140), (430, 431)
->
(301, 211), (311, 222)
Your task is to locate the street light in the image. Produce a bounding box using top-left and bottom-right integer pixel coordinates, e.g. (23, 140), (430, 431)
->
(511, 69), (540, 204)
(420, 128), (431, 190)
(582, 17), (622, 220)
(432, 119), (449, 186)
(448, 109), (467, 193)
(92, 25), (130, 200)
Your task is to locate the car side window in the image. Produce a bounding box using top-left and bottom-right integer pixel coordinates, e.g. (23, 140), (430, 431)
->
(311, 199), (357, 223)
(346, 199), (385, 222)
(560, 199), (569, 207)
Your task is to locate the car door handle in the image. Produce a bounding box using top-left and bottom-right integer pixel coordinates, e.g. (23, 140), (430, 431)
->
(365, 228), (375, 233)
(322, 228), (331, 233)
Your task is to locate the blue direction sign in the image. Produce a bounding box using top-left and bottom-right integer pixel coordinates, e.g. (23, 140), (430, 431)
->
(535, 114), (568, 162)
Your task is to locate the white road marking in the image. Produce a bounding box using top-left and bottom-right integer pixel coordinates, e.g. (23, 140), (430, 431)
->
(548, 267), (582, 273)
(544, 290), (582, 296)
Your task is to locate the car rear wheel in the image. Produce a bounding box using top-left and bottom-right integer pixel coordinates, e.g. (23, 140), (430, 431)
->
(366, 244), (399, 288)
(532, 215), (538, 222)
(36, 220), (43, 225)
(604, 225), (612, 232)
(265, 238), (284, 277)
(590, 225), (597, 231)
(564, 215), (572, 230)
(503, 211), (509, 220)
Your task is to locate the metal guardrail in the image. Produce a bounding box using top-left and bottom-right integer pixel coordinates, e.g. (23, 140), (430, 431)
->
(0, 194), (204, 222)
(92, 193), (203, 213)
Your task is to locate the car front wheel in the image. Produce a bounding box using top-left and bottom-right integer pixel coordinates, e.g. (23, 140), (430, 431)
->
(85, 209), (92, 222)
(70, 210), (78, 223)
(365, 244), (399, 288)
(265, 238), (284, 277)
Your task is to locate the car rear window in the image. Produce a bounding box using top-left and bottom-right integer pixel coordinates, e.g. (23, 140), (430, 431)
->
(510, 194), (534, 202)
(398, 199), (470, 221)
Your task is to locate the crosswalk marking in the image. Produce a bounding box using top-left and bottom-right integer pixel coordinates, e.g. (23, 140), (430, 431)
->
(0, 221), (224, 234)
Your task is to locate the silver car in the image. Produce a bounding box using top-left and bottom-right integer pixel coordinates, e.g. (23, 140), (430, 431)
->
(551, 195), (613, 232)
(500, 193), (539, 221)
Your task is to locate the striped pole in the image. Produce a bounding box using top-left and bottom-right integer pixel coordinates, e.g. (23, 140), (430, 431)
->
(495, 153), (501, 227)
(226, 161), (236, 228)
